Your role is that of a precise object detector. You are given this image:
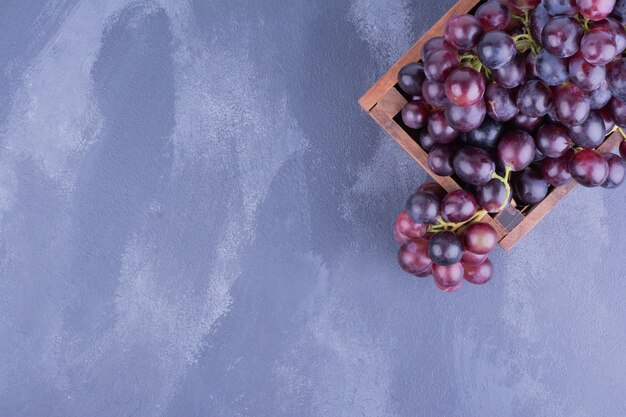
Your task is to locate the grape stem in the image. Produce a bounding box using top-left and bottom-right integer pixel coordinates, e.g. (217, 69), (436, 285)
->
(616, 126), (626, 141)
(459, 53), (492, 80)
(490, 166), (513, 212)
(427, 209), (488, 234)
(512, 9), (541, 56)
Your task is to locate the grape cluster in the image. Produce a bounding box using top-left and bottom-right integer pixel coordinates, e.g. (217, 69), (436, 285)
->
(399, 0), (626, 211)
(394, 183), (498, 292)
(392, 0), (626, 291)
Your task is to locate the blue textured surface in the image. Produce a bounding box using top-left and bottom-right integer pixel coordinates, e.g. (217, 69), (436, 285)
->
(1, 1), (625, 416)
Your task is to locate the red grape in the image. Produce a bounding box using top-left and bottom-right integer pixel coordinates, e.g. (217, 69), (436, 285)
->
(569, 111), (606, 149)
(476, 178), (511, 212)
(580, 28), (617, 66)
(541, 151), (574, 186)
(441, 190), (479, 223)
(428, 231), (464, 266)
(517, 80), (553, 117)
(445, 99), (487, 133)
(492, 53), (527, 89)
(444, 67), (486, 106)
(477, 30), (516, 69)
(393, 211), (428, 244)
(432, 263), (464, 291)
(428, 144), (456, 176)
(475, 0), (511, 31)
(576, 0), (616, 21)
(542, 16), (583, 58)
(398, 238), (432, 275)
(453, 146), (496, 185)
(406, 191), (440, 224)
(401, 99), (430, 130)
(607, 58), (626, 102)
(424, 49), (459, 83)
(590, 80), (613, 109)
(421, 36), (455, 60)
(553, 83), (591, 127)
(514, 170), (549, 204)
(398, 62), (426, 96)
(422, 79), (448, 107)
(415, 266), (432, 278)
(497, 130), (536, 171)
(461, 250), (488, 266)
(530, 3), (551, 43)
(597, 106), (615, 132)
(535, 123), (573, 158)
(613, 97), (626, 129)
(591, 18), (626, 55)
(464, 258), (494, 285)
(462, 222), (498, 255)
(485, 83), (519, 121)
(444, 14), (484, 50)
(569, 149), (610, 187)
(428, 109), (459, 144)
(568, 53), (606, 92)
(602, 153), (625, 188)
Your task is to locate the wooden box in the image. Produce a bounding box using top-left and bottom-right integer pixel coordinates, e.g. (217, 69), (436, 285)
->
(359, 0), (622, 250)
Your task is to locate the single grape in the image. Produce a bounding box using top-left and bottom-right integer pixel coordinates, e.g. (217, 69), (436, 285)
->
(398, 62), (426, 96)
(569, 149), (610, 187)
(421, 36), (454, 60)
(401, 99), (430, 130)
(602, 153), (625, 188)
(428, 144), (456, 176)
(570, 111), (607, 149)
(580, 28), (617, 66)
(445, 99), (487, 133)
(475, 0), (511, 31)
(441, 190), (479, 223)
(432, 263), (464, 291)
(542, 16), (583, 58)
(514, 170), (549, 204)
(485, 83), (519, 122)
(610, 97), (626, 128)
(418, 182), (448, 201)
(530, 3), (551, 43)
(477, 30), (516, 69)
(424, 49), (459, 83)
(568, 53), (606, 92)
(444, 14), (484, 50)
(462, 222), (498, 255)
(607, 58), (626, 102)
(525, 51), (540, 78)
(591, 18), (626, 55)
(614, 0), (626, 23)
(492, 53), (527, 89)
(428, 109), (460, 144)
(512, 113), (544, 132)
(541, 151), (574, 186)
(576, 0), (616, 21)
(415, 265), (432, 278)
(428, 231), (464, 266)
(553, 83), (591, 127)
(535, 50), (569, 86)
(597, 106), (616, 132)
(464, 258), (494, 285)
(398, 238), (432, 275)
(422, 79), (448, 107)
(590, 80), (613, 109)
(465, 116), (504, 150)
(444, 67), (486, 106)
(509, 0), (541, 9)
(406, 191), (440, 224)
(453, 146), (496, 185)
(517, 80), (553, 117)
(543, 0), (577, 16)
(620, 141), (626, 159)
(535, 123), (573, 158)
(393, 211), (428, 244)
(497, 130), (536, 171)
(418, 130), (436, 152)
(461, 250), (488, 266)
(476, 178), (510, 212)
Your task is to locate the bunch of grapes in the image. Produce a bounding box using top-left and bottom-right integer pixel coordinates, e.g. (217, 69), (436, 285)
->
(392, 0), (626, 291)
(394, 183), (498, 292)
(398, 0), (626, 211)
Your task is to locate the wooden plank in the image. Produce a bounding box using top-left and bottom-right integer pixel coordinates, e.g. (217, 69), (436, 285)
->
(376, 88), (406, 119)
(499, 131), (623, 250)
(358, 0), (481, 112)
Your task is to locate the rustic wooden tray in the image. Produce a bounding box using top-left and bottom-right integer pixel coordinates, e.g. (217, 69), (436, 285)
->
(359, 0), (622, 250)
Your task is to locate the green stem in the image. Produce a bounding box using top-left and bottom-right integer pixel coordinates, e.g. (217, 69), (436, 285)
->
(491, 166), (513, 211)
(427, 210), (488, 235)
(617, 127), (626, 141)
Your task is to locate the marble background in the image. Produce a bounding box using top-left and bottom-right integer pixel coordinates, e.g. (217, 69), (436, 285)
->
(1, 0), (625, 416)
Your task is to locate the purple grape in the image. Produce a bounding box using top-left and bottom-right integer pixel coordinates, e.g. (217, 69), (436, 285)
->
(401, 99), (430, 130)
(530, 3), (551, 42)
(398, 62), (426, 96)
(569, 111), (607, 149)
(462, 223), (498, 254)
(535, 123), (573, 157)
(476, 178), (510, 212)
(620, 141), (626, 159)
(445, 99), (487, 133)
(517, 80), (553, 117)
(464, 259), (494, 285)
(542, 16), (583, 58)
(576, 0), (616, 21)
(514, 170), (549, 204)
(440, 190), (479, 223)
(554, 83), (591, 126)
(580, 28), (617, 66)
(543, 0), (577, 16)
(597, 106), (616, 132)
(421, 36), (454, 60)
(424, 49), (458, 83)
(477, 30), (516, 69)
(422, 79), (448, 107)
(393, 211), (428, 244)
(485, 83), (519, 121)
(465, 116), (504, 150)
(444, 14), (484, 50)
(569, 149), (610, 187)
(428, 109), (459, 144)
(535, 50), (569, 86)
(428, 232), (463, 266)
(509, 0), (541, 9)
(475, 1), (511, 31)
(602, 153), (625, 188)
(418, 130), (436, 152)
(568, 53), (606, 92)
(609, 97), (626, 128)
(590, 80), (613, 109)
(453, 146), (496, 185)
(541, 151), (574, 186)
(607, 58), (626, 102)
(398, 238), (432, 275)
(591, 18), (626, 55)
(497, 130), (536, 171)
(433, 263), (464, 291)
(444, 67), (486, 106)
(406, 191), (440, 224)
(427, 145), (456, 176)
(492, 53), (527, 89)
(512, 113), (543, 132)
